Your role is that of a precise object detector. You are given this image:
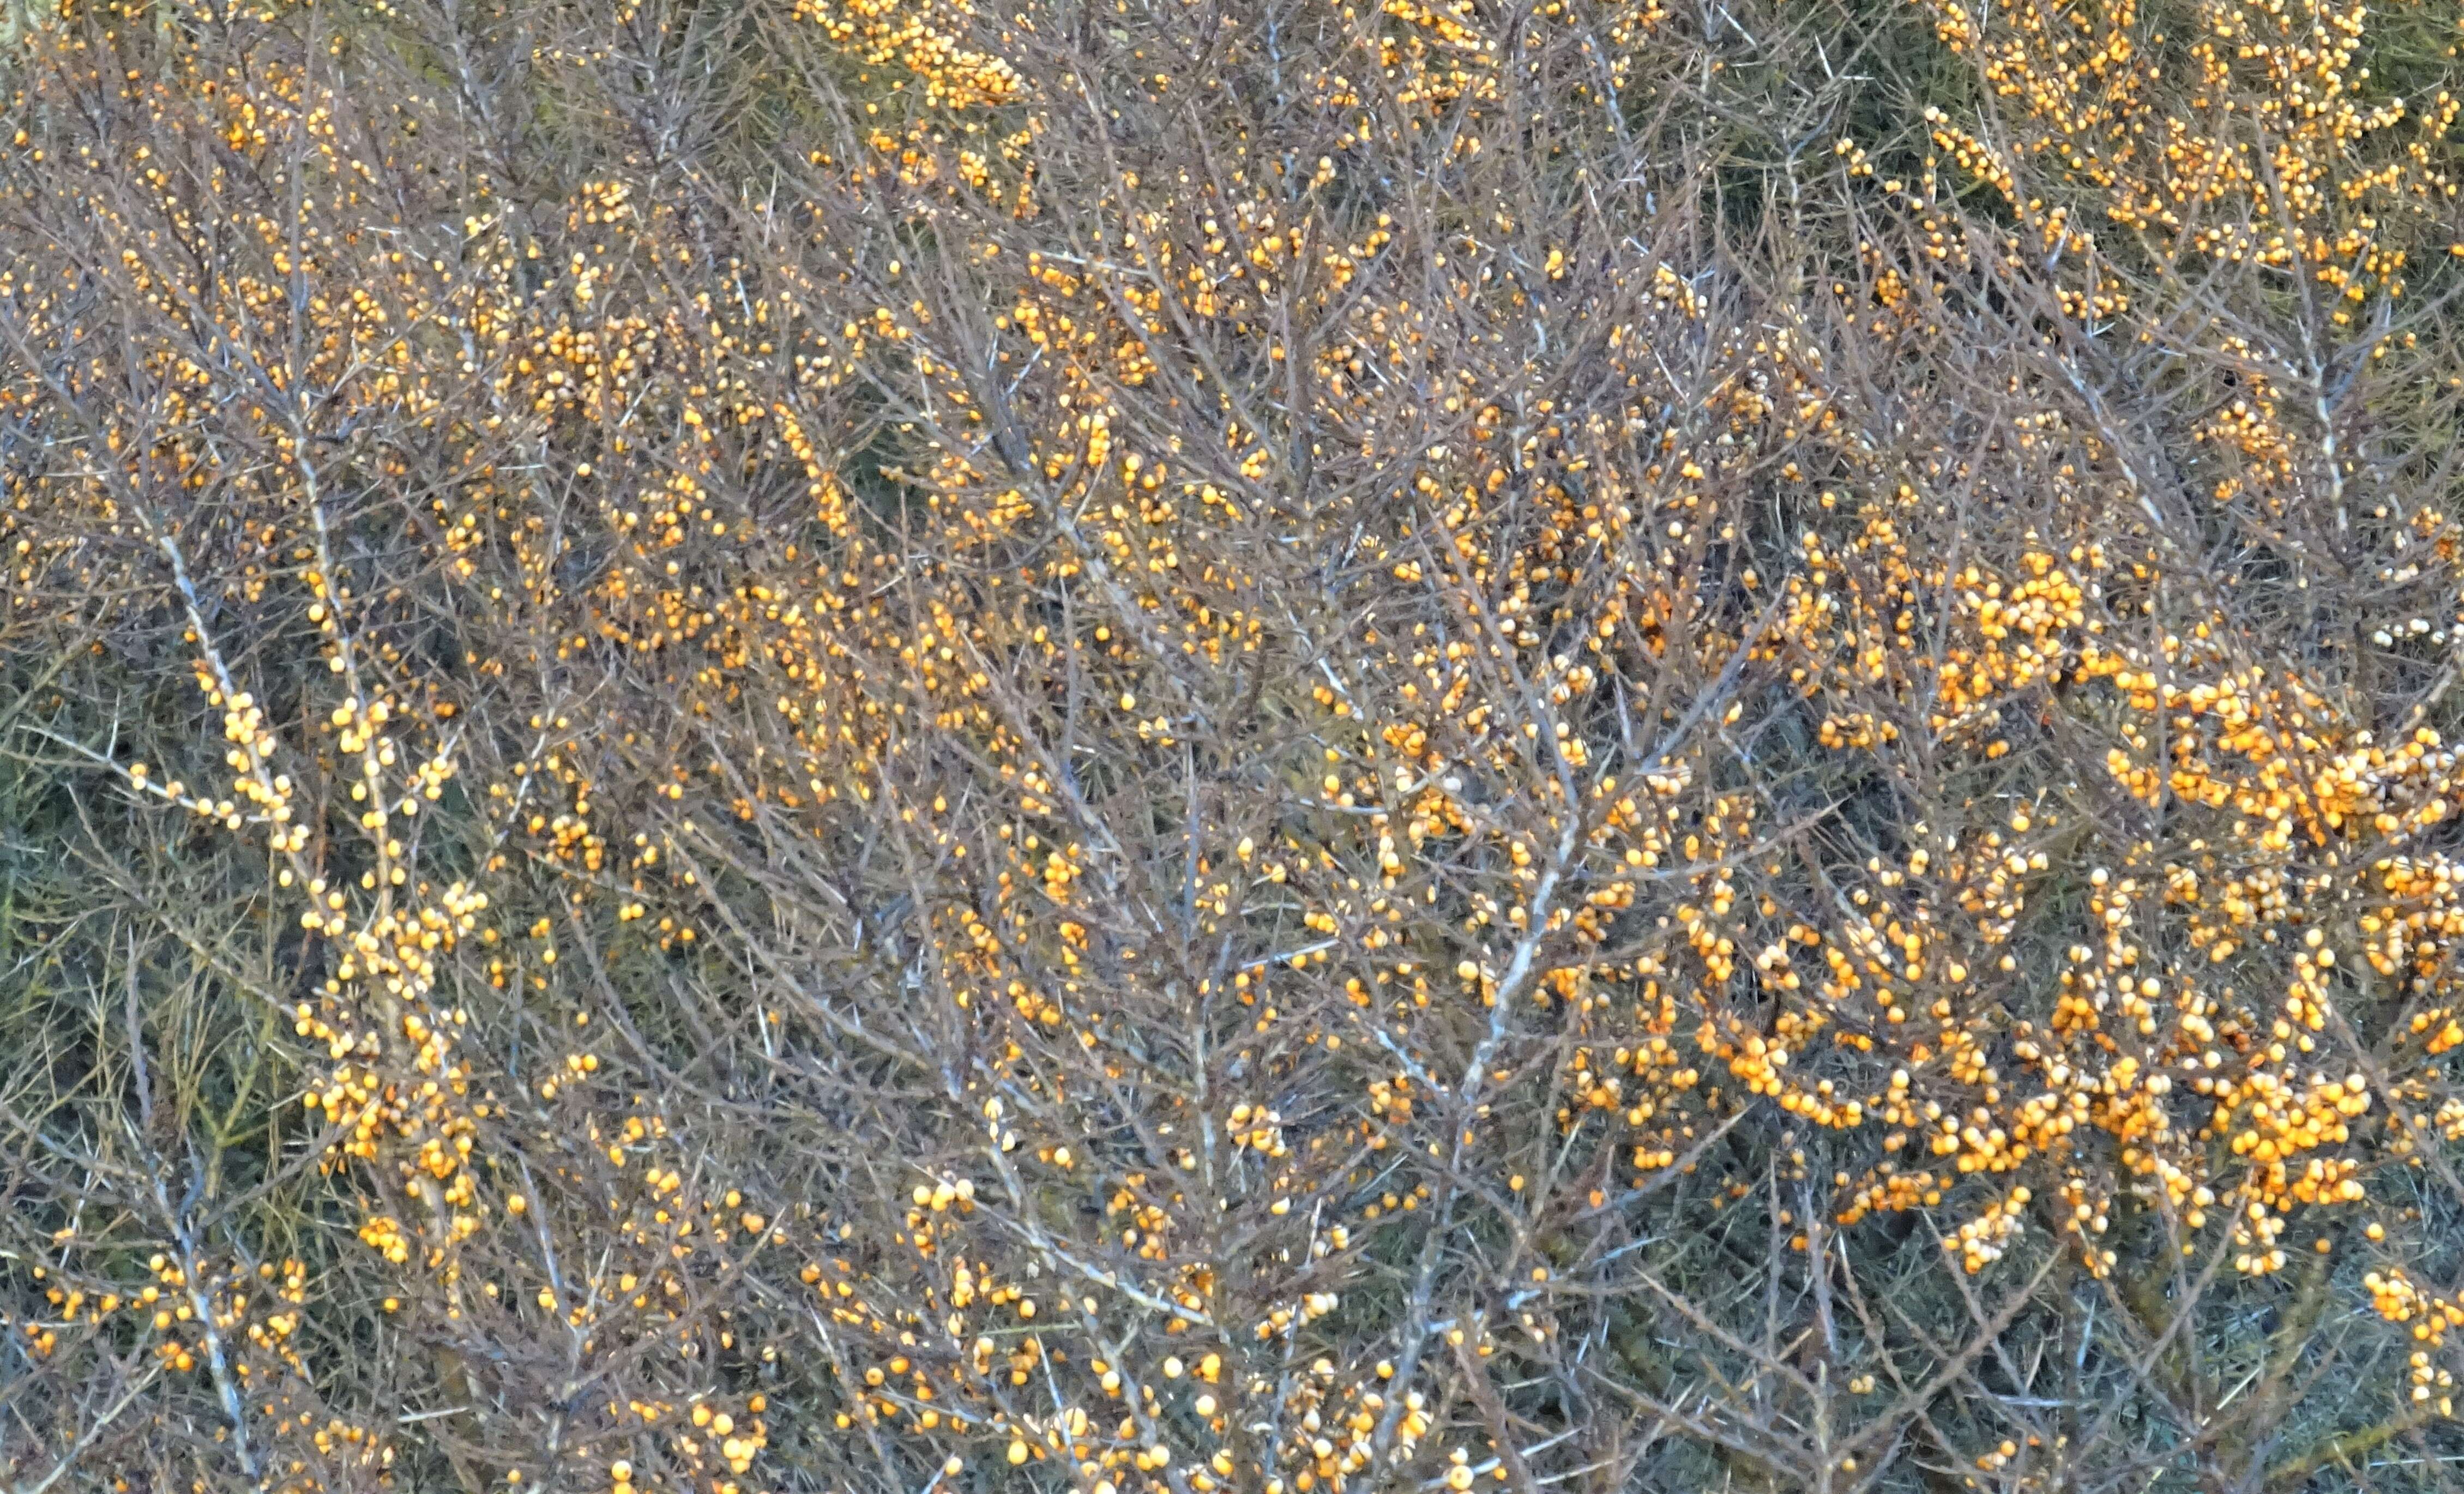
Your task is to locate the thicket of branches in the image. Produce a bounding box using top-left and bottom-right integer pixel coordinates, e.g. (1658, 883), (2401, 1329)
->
(5, 0), (2464, 1490)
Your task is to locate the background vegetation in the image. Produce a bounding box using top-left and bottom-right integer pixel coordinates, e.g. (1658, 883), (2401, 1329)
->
(5, 0), (2464, 1489)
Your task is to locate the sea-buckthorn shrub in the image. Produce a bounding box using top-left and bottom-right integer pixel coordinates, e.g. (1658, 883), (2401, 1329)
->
(4, 0), (2464, 1491)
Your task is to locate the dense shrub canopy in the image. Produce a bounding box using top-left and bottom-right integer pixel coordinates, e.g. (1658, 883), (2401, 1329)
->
(5, 0), (2464, 1490)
